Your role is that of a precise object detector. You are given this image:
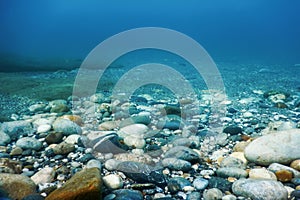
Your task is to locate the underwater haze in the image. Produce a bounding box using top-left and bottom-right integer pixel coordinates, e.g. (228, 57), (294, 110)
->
(1, 0), (300, 72)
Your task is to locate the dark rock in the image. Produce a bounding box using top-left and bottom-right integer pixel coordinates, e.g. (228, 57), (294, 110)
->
(292, 178), (300, 186)
(116, 161), (167, 188)
(78, 153), (95, 163)
(22, 193), (45, 200)
(163, 105), (181, 116)
(162, 158), (191, 172)
(111, 189), (143, 200)
(167, 177), (191, 194)
(45, 132), (63, 144)
(164, 146), (200, 163)
(208, 177), (232, 192)
(223, 125), (243, 135)
(290, 190), (300, 199)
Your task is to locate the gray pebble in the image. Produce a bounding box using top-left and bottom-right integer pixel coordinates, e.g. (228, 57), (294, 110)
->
(16, 137), (42, 150)
(203, 188), (223, 200)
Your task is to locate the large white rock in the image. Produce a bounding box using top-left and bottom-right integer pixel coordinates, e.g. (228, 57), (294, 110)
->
(31, 167), (55, 185)
(244, 129), (300, 165)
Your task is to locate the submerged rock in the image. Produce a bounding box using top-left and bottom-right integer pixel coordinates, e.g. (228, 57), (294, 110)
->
(52, 118), (82, 136)
(116, 161), (167, 188)
(45, 168), (102, 200)
(1, 120), (33, 140)
(0, 173), (36, 200)
(244, 129), (300, 165)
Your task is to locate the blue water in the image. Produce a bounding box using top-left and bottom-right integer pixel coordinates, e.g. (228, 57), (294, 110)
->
(0, 0), (300, 71)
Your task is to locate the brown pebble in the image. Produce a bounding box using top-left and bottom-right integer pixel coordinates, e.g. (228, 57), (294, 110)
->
(290, 159), (300, 171)
(296, 185), (300, 190)
(275, 169), (293, 182)
(60, 115), (83, 126)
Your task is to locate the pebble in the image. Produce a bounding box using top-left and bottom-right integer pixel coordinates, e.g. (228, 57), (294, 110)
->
(104, 159), (122, 171)
(244, 129), (300, 165)
(31, 167), (55, 185)
(0, 173), (36, 200)
(208, 177), (232, 193)
(52, 142), (75, 155)
(52, 118), (82, 136)
(232, 179), (288, 200)
(0, 131), (11, 145)
(86, 159), (102, 170)
(98, 121), (118, 131)
(223, 125), (243, 135)
(37, 124), (51, 133)
(16, 137), (42, 150)
(45, 132), (63, 144)
(123, 136), (146, 149)
(162, 158), (192, 172)
(220, 156), (246, 169)
(90, 93), (107, 103)
(248, 168), (277, 180)
(290, 159), (300, 171)
(49, 99), (69, 113)
(65, 134), (81, 144)
(216, 167), (248, 179)
(163, 146), (200, 163)
(110, 189), (143, 200)
(28, 103), (47, 112)
(193, 177), (209, 190)
(268, 163), (300, 178)
(118, 124), (148, 138)
(22, 193), (45, 200)
(203, 188), (223, 200)
(116, 161), (167, 188)
(222, 194), (237, 200)
(167, 177), (191, 194)
(187, 192), (201, 200)
(103, 174), (123, 189)
(10, 146), (23, 156)
(275, 169), (294, 182)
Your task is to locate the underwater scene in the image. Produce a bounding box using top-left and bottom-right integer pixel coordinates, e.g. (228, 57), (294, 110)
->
(0, 1), (300, 200)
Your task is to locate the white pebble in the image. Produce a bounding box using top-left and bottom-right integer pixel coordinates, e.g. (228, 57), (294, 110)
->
(102, 174), (123, 189)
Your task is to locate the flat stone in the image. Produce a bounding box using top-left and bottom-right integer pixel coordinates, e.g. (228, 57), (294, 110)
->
(232, 179), (288, 200)
(37, 124), (51, 133)
(244, 129), (300, 165)
(118, 124), (148, 138)
(162, 158), (192, 172)
(45, 168), (102, 200)
(31, 167), (55, 185)
(16, 137), (42, 150)
(52, 118), (82, 136)
(249, 168), (277, 180)
(98, 121), (118, 131)
(116, 161), (167, 188)
(216, 167), (248, 179)
(0, 173), (36, 200)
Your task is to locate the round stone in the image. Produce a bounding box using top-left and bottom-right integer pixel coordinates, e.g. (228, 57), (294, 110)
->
(45, 132), (63, 144)
(103, 174), (123, 189)
(52, 118), (82, 136)
(275, 170), (293, 182)
(65, 134), (81, 144)
(16, 137), (42, 150)
(203, 188), (223, 200)
(37, 124), (51, 133)
(86, 159), (102, 170)
(193, 177), (208, 190)
(290, 159), (300, 171)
